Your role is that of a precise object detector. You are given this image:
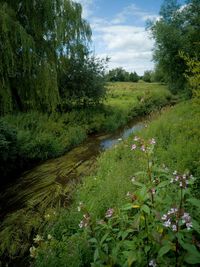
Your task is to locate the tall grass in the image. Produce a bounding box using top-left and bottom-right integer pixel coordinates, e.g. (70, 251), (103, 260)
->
(33, 100), (200, 267)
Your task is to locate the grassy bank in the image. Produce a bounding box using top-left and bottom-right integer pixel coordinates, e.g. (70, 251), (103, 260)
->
(32, 100), (200, 266)
(0, 82), (172, 185)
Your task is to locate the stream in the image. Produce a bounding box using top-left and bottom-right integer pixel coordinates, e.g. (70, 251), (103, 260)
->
(0, 117), (146, 217)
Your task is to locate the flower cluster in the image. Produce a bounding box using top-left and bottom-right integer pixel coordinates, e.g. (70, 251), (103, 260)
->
(79, 213), (90, 229)
(170, 171), (194, 188)
(161, 208), (179, 231)
(161, 208), (193, 231)
(181, 212), (193, 230)
(131, 136), (156, 153)
(105, 208), (114, 218)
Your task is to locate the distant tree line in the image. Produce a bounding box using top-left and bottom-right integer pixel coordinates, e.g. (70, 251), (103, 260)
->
(106, 68), (140, 82)
(148, 0), (200, 95)
(0, 0), (107, 116)
(105, 68), (161, 83)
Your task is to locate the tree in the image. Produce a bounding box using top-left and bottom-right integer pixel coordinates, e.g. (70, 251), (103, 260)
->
(106, 68), (129, 82)
(0, 0), (91, 115)
(148, 0), (200, 93)
(59, 55), (108, 107)
(129, 71), (139, 82)
(142, 71), (152, 82)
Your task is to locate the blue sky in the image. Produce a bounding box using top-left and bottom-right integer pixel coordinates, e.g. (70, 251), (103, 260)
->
(76, 0), (185, 75)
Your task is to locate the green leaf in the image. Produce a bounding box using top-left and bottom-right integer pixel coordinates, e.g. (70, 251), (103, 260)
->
(122, 203), (134, 211)
(187, 198), (200, 209)
(184, 253), (200, 264)
(94, 248), (99, 262)
(157, 181), (169, 188)
(192, 219), (200, 234)
(141, 204), (150, 215)
(89, 237), (97, 243)
(158, 244), (171, 257)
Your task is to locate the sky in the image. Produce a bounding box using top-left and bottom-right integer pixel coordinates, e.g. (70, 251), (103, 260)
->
(76, 0), (185, 75)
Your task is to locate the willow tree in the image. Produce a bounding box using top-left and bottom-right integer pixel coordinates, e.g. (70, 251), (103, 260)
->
(0, 0), (91, 115)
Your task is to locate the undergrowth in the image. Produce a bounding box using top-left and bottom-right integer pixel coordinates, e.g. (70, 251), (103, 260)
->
(30, 100), (200, 267)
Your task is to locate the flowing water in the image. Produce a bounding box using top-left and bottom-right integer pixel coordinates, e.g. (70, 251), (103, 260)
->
(0, 117), (145, 216)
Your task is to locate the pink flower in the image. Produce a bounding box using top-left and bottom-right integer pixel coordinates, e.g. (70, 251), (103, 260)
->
(131, 144), (137, 150)
(141, 145), (146, 152)
(150, 138), (156, 145)
(105, 208), (114, 218)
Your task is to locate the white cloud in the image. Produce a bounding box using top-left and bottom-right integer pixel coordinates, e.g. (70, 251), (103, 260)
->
(92, 22), (154, 75)
(111, 4), (158, 24)
(75, 1), (156, 75)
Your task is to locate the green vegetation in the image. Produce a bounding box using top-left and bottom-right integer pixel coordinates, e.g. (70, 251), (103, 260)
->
(31, 100), (200, 267)
(106, 68), (140, 82)
(149, 0), (200, 93)
(0, 82), (172, 186)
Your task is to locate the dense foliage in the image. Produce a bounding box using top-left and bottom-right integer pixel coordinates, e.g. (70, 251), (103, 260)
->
(149, 0), (200, 93)
(0, 0), (108, 115)
(106, 68), (140, 82)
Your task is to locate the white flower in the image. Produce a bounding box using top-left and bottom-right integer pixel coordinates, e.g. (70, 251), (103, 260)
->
(163, 219), (171, 227)
(173, 171), (177, 175)
(150, 138), (156, 145)
(33, 234), (43, 243)
(172, 224), (177, 231)
(30, 246), (37, 258)
(131, 177), (136, 183)
(149, 259), (157, 267)
(161, 214), (167, 221)
(79, 220), (84, 228)
(186, 222), (193, 230)
(134, 136), (139, 141)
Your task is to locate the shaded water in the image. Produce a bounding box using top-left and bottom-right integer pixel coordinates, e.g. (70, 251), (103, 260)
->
(0, 117), (145, 216)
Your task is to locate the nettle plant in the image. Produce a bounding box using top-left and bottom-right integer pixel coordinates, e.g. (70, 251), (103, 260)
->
(78, 137), (200, 267)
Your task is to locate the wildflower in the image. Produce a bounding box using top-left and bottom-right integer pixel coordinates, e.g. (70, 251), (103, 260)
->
(175, 176), (179, 181)
(141, 145), (146, 152)
(173, 171), (177, 175)
(79, 220), (84, 229)
(186, 222), (193, 230)
(150, 138), (156, 145)
(180, 181), (183, 187)
(151, 188), (156, 195)
(163, 219), (171, 227)
(131, 176), (135, 183)
(131, 144), (137, 150)
(170, 178), (174, 183)
(30, 246), (37, 258)
(105, 208), (114, 218)
(118, 138), (122, 141)
(134, 136), (139, 141)
(149, 259), (157, 267)
(172, 224), (177, 232)
(161, 214), (167, 221)
(182, 213), (191, 223)
(33, 234), (43, 244)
